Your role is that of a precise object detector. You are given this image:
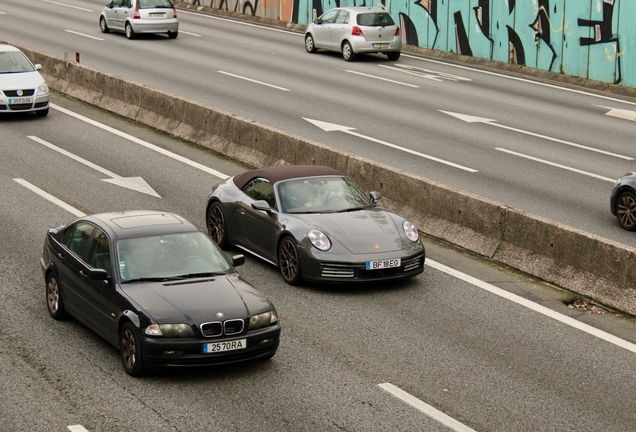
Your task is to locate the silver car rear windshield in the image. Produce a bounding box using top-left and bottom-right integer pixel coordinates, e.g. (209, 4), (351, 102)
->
(138, 0), (173, 8)
(357, 12), (395, 27)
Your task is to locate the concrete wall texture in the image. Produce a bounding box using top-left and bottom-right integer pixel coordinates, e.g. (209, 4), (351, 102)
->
(181, 0), (636, 88)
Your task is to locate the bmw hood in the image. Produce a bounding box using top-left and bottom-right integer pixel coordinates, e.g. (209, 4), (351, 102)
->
(304, 209), (404, 254)
(0, 71), (45, 90)
(121, 273), (272, 324)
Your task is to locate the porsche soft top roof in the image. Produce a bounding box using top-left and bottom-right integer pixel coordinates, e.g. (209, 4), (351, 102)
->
(233, 165), (345, 189)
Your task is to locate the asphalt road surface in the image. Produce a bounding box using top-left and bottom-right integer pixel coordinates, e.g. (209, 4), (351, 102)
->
(1, 95), (636, 431)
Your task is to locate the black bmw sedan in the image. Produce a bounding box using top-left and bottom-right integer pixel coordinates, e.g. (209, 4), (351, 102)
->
(206, 165), (425, 285)
(41, 210), (280, 376)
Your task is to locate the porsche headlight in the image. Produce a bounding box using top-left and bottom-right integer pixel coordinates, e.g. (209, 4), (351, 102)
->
(403, 220), (419, 242)
(38, 82), (49, 94)
(308, 229), (331, 251)
(145, 323), (194, 337)
(249, 311), (278, 331)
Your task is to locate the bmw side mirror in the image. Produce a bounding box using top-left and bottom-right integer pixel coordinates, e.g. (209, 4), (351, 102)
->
(91, 268), (109, 280)
(369, 191), (382, 204)
(251, 200), (272, 213)
(232, 254), (245, 267)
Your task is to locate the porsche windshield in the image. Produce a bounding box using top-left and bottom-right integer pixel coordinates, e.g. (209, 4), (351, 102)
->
(117, 232), (231, 282)
(278, 176), (373, 214)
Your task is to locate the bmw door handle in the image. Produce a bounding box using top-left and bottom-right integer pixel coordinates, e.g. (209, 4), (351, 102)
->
(57, 253), (65, 261)
(79, 270), (88, 279)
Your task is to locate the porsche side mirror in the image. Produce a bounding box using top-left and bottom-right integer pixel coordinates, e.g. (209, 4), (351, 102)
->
(369, 191), (382, 204)
(251, 200), (272, 213)
(232, 254), (245, 267)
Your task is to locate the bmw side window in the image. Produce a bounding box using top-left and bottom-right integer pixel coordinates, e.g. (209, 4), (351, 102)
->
(88, 229), (111, 273)
(243, 178), (277, 210)
(64, 222), (96, 258)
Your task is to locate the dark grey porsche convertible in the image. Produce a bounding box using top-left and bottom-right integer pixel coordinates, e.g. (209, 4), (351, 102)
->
(206, 165), (425, 285)
(41, 210), (280, 376)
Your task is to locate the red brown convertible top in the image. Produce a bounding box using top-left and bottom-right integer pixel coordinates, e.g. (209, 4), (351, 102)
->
(233, 165), (345, 189)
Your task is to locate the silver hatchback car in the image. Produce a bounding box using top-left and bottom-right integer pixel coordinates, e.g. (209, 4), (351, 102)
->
(305, 7), (402, 61)
(100, 0), (179, 39)
(0, 45), (50, 117)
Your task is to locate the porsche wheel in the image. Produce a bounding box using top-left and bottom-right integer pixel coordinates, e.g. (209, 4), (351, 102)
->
(46, 273), (68, 320)
(278, 237), (302, 285)
(617, 191), (636, 231)
(120, 322), (147, 377)
(207, 202), (229, 249)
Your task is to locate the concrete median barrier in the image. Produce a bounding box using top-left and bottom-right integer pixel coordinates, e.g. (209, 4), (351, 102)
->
(10, 41), (636, 316)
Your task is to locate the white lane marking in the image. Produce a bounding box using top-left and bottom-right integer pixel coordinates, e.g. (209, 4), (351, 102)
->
(441, 110), (634, 160)
(218, 71), (290, 91)
(344, 69), (419, 87)
(378, 64), (442, 82)
(67, 426), (90, 432)
(495, 148), (617, 182)
(402, 53), (636, 107)
(13, 179), (85, 217)
(426, 259), (636, 354)
(179, 30), (202, 37)
(304, 118), (478, 173)
(379, 383), (477, 432)
(64, 30), (104, 41)
(50, 104), (229, 180)
(179, 9), (294, 34)
(27, 136), (161, 197)
(386, 64), (472, 82)
(43, 0), (93, 12)
(29, 136), (120, 178)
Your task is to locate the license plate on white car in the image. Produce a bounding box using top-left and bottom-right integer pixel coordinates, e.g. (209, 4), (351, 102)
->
(202, 339), (246, 354)
(373, 43), (389, 49)
(149, 12), (165, 17)
(366, 258), (401, 270)
(9, 97), (32, 104)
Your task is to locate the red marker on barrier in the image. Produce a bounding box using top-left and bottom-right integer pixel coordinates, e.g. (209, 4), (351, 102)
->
(76, 52), (80, 63)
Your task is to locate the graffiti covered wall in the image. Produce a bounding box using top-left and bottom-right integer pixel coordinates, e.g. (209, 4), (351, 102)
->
(181, 0), (636, 88)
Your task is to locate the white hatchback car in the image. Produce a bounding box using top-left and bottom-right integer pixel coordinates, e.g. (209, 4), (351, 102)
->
(100, 0), (179, 39)
(0, 44), (50, 117)
(305, 7), (402, 61)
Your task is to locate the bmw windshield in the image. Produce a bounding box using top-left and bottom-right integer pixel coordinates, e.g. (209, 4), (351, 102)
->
(117, 232), (231, 282)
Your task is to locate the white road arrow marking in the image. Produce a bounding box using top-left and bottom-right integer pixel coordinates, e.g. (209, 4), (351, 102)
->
(27, 136), (161, 198)
(303, 118), (478, 173)
(597, 105), (636, 122)
(440, 110), (634, 160)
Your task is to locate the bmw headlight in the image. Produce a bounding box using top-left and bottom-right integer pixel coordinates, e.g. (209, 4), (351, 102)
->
(249, 311), (278, 331)
(38, 82), (49, 95)
(403, 220), (419, 242)
(308, 229), (331, 251)
(145, 323), (194, 337)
